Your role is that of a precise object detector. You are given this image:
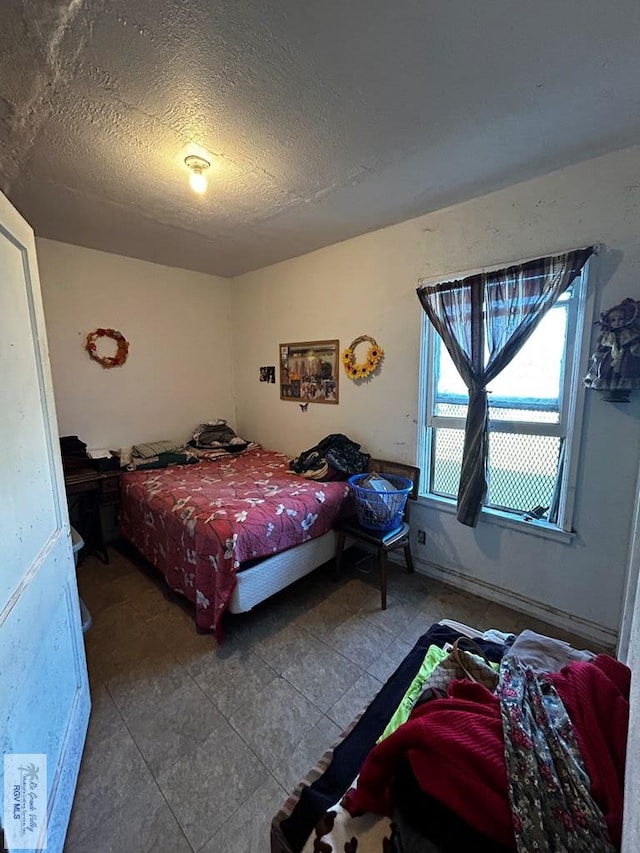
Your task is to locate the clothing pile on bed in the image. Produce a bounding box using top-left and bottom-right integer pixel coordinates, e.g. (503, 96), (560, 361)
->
(118, 420), (258, 470)
(272, 623), (629, 853)
(289, 433), (370, 480)
(188, 418), (252, 460)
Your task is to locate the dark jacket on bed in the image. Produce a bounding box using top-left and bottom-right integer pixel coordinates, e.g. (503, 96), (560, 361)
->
(290, 433), (369, 479)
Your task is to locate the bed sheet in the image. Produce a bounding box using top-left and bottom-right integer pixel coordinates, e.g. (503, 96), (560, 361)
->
(119, 448), (349, 635)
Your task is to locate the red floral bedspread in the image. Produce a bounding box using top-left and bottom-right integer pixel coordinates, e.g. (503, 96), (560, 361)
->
(119, 449), (349, 636)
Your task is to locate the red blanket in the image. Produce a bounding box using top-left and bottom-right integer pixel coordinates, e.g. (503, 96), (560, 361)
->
(346, 655), (629, 850)
(120, 449), (349, 637)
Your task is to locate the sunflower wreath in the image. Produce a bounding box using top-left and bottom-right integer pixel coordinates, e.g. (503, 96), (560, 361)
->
(85, 328), (129, 369)
(342, 335), (384, 380)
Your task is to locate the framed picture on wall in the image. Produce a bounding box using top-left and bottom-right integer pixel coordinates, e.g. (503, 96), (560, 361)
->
(279, 340), (339, 404)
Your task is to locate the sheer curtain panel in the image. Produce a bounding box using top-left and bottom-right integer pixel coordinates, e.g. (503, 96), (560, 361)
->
(417, 247), (594, 527)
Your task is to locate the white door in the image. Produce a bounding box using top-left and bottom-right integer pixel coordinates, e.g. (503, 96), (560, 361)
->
(622, 473), (640, 850)
(0, 191), (90, 851)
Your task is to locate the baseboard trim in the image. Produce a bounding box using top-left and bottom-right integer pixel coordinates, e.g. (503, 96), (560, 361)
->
(412, 554), (618, 648)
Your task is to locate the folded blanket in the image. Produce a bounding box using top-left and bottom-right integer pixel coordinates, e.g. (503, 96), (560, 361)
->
(132, 440), (182, 458)
(187, 442), (260, 462)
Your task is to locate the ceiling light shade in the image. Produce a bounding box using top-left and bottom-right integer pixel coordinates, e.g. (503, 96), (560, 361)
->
(190, 170), (207, 194)
(185, 155), (210, 194)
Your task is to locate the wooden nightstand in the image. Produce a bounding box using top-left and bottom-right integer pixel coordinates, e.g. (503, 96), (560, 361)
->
(64, 467), (121, 564)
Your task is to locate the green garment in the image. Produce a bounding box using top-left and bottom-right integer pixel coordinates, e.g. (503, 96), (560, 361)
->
(378, 643), (499, 742)
(378, 645), (449, 743)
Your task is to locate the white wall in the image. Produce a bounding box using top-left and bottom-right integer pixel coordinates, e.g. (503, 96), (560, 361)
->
(231, 145), (640, 643)
(37, 239), (236, 450)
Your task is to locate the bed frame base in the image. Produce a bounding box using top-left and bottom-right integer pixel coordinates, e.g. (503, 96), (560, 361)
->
(228, 531), (337, 613)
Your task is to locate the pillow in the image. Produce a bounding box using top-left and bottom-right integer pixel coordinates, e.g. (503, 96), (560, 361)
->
(132, 440), (182, 459)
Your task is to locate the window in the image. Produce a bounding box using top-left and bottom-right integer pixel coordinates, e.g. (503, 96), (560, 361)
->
(419, 264), (592, 534)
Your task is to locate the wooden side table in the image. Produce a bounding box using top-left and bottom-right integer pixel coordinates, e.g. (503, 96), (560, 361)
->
(64, 467), (120, 564)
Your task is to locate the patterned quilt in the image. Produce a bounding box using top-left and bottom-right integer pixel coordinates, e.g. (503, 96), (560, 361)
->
(119, 448), (349, 636)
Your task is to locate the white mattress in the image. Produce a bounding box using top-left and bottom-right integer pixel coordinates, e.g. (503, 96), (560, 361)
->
(228, 530), (337, 613)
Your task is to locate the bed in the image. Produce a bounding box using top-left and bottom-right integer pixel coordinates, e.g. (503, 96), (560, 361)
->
(119, 447), (350, 639)
(271, 622), (629, 853)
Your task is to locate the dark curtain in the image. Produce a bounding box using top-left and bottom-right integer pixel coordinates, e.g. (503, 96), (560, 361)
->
(417, 248), (594, 527)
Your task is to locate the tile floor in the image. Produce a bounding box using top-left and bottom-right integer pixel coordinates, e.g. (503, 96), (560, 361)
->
(65, 540), (605, 852)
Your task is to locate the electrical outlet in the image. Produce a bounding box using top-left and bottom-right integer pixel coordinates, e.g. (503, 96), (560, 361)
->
(417, 529), (426, 545)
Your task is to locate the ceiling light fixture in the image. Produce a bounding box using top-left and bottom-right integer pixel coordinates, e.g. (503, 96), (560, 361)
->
(184, 155), (210, 194)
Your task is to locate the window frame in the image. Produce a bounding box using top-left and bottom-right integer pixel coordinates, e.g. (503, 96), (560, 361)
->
(416, 254), (595, 539)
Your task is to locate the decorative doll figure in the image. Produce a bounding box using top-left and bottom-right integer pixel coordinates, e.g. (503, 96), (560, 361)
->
(584, 298), (640, 401)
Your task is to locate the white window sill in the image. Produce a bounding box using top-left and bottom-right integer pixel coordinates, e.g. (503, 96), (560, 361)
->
(416, 494), (575, 544)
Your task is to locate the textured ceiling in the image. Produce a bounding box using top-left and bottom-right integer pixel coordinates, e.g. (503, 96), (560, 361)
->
(1, 1), (640, 277)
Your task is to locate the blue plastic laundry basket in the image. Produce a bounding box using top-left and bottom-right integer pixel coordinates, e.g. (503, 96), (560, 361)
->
(348, 472), (413, 532)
